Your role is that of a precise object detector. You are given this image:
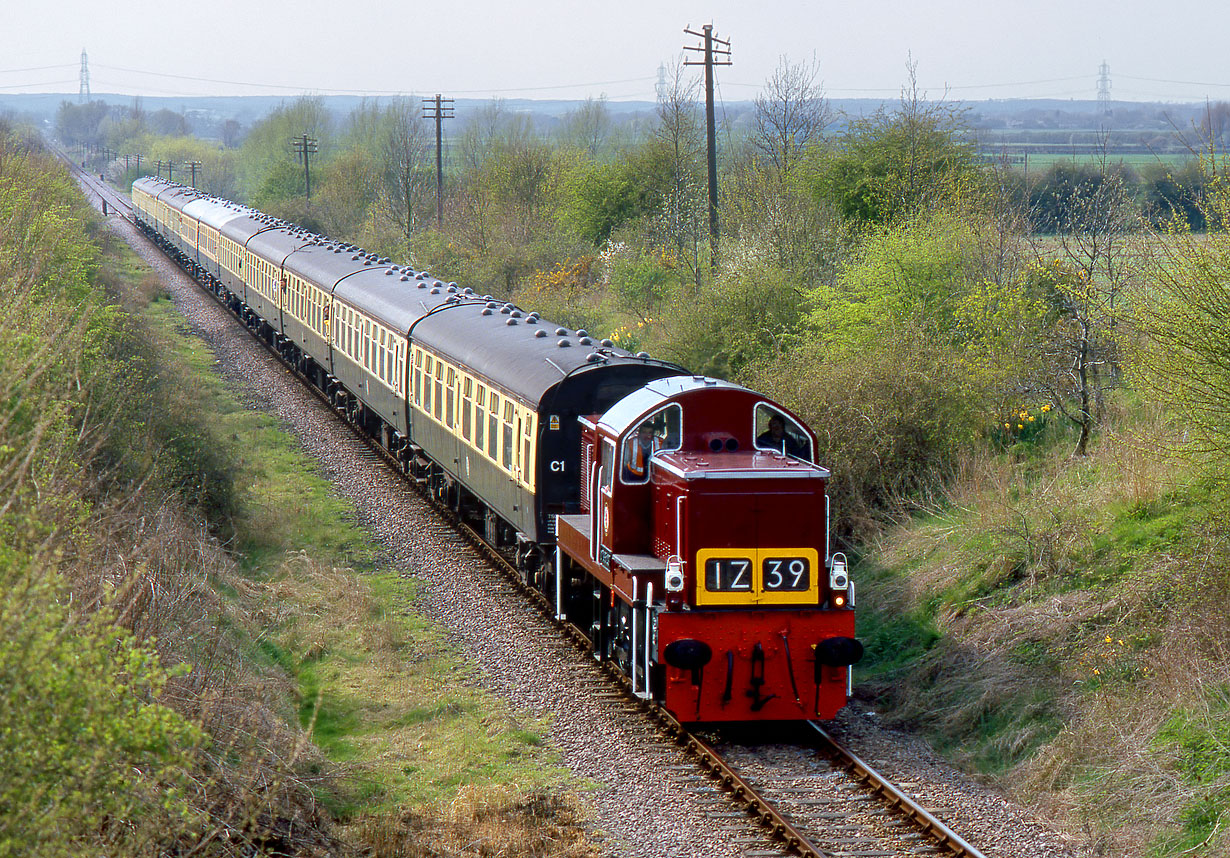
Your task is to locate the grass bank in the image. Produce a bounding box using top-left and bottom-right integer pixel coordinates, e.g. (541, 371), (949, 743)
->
(129, 215), (599, 854)
(0, 126), (596, 858)
(854, 400), (1230, 856)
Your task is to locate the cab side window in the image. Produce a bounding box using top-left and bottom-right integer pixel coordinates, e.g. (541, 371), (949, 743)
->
(620, 404), (682, 484)
(753, 404), (812, 461)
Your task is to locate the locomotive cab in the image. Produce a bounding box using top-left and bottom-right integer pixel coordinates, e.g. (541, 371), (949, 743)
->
(556, 376), (862, 723)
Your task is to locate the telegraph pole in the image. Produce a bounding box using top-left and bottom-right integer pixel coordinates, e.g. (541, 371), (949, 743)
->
(684, 24), (731, 269)
(186, 159), (202, 188)
(166, 160), (175, 181)
(422, 94), (454, 228)
(292, 134), (319, 208)
(134, 153), (142, 175)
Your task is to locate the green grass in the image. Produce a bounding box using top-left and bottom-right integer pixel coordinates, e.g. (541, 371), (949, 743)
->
(1152, 687), (1230, 855)
(133, 266), (579, 820)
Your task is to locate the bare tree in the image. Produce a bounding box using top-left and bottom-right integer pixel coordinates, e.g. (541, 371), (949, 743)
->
(560, 95), (613, 159)
(752, 54), (830, 178)
(653, 60), (706, 291)
(1037, 136), (1137, 456)
(379, 98), (432, 256)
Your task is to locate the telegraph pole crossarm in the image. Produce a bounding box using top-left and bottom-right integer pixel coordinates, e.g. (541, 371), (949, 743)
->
(683, 23), (731, 270)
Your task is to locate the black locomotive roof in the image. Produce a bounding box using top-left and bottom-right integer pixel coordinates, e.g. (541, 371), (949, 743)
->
(411, 299), (676, 407)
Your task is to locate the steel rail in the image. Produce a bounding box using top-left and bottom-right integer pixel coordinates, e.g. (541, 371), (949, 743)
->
(77, 158), (985, 858)
(808, 721), (988, 858)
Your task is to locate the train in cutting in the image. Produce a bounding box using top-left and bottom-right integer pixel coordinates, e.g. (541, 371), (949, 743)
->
(130, 175), (863, 724)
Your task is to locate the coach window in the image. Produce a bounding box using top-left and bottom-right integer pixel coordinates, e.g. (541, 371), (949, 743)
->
(522, 416), (534, 488)
(420, 354), (431, 411)
(445, 368), (456, 428)
(433, 362), (444, 421)
(502, 402), (515, 472)
(487, 394), (500, 461)
(461, 378), (473, 441)
(753, 404), (812, 461)
(474, 386), (486, 451)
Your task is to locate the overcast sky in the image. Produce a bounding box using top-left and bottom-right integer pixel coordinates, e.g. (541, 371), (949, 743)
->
(4, 0), (1229, 104)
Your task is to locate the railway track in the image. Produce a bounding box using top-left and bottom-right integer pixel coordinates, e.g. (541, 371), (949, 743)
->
(63, 153), (990, 858)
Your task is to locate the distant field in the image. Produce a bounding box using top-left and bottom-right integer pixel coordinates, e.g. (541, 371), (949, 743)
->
(983, 151), (1193, 171)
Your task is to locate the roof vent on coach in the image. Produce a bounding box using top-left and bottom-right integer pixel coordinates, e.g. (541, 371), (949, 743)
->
(636, 352), (651, 359)
(601, 338), (614, 348)
(555, 328), (568, 336)
(481, 308), (493, 316)
(557, 339), (571, 347)
(430, 288), (440, 294)
(506, 318), (518, 326)
(578, 336), (593, 345)
(576, 329), (589, 338)
(534, 329), (547, 338)
(400, 275), (410, 281)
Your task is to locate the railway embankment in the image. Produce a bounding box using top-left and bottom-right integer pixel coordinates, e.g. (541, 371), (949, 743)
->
(1, 126), (595, 857)
(853, 412), (1230, 855)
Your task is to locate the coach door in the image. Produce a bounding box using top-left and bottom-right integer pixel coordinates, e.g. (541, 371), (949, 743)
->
(594, 437), (616, 565)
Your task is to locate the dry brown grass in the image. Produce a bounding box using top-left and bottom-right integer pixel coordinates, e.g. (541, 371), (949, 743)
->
(352, 784), (601, 858)
(861, 397), (1230, 854)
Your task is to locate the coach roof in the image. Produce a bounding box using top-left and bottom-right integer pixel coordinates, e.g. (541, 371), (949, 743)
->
(410, 298), (677, 407)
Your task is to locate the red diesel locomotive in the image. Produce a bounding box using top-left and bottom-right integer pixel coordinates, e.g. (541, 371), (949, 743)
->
(555, 376), (862, 722)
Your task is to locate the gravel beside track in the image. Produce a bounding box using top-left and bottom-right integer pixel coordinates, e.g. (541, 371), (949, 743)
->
(97, 195), (1095, 858)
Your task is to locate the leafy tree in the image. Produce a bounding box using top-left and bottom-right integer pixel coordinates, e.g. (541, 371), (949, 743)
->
(1139, 159), (1207, 230)
(1036, 149), (1137, 455)
(54, 100), (109, 148)
(238, 96), (332, 205)
(1137, 165), (1230, 497)
(652, 257), (808, 377)
(812, 60), (981, 225)
(807, 208), (988, 350)
(557, 143), (670, 246)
